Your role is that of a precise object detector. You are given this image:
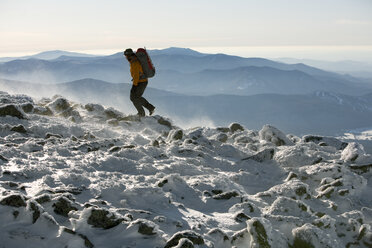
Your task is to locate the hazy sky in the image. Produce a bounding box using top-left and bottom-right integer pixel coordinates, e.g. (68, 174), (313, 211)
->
(1, 0), (372, 60)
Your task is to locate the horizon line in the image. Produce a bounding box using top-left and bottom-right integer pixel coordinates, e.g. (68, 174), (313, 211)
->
(1, 45), (372, 62)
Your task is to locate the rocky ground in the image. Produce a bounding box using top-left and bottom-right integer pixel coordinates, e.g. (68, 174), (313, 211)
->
(0, 91), (372, 248)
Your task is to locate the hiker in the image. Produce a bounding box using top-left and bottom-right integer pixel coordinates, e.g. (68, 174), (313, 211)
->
(124, 48), (155, 117)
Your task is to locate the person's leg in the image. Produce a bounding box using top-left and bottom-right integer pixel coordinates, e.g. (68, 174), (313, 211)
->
(138, 82), (155, 113)
(130, 84), (146, 116)
(131, 82), (155, 115)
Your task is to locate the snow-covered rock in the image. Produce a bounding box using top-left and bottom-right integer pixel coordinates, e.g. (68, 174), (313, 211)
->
(303, 135), (348, 150)
(0, 93), (371, 248)
(342, 142), (372, 164)
(259, 124), (294, 146)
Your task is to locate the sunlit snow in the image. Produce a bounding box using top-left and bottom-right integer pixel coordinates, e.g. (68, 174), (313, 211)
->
(1, 92), (371, 248)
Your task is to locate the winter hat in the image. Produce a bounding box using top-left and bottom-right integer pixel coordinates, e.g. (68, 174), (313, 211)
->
(124, 48), (134, 56)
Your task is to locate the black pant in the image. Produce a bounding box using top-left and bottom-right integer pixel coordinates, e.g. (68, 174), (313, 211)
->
(130, 81), (154, 116)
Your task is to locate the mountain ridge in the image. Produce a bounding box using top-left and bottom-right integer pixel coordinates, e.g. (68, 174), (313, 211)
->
(0, 50), (98, 62)
(1, 48), (371, 96)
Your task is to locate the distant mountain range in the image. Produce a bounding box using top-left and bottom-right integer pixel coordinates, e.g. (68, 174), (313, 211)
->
(276, 57), (372, 79)
(0, 50), (98, 62)
(153, 66), (369, 95)
(1, 47), (372, 96)
(1, 78), (372, 135)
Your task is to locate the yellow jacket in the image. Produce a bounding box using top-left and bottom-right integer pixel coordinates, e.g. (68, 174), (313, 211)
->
(130, 58), (147, 86)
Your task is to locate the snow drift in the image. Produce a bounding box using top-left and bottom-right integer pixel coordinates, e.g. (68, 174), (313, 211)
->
(0, 92), (371, 248)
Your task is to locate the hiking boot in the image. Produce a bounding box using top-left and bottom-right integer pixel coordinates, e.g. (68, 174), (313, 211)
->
(149, 107), (155, 116)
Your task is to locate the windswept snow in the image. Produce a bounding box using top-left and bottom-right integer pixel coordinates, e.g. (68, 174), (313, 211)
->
(0, 92), (372, 248)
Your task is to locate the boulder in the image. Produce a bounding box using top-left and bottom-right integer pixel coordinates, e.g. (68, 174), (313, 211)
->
(60, 109), (82, 122)
(0, 194), (27, 207)
(107, 118), (119, 126)
(165, 230), (204, 248)
(168, 129), (183, 141)
(87, 208), (123, 229)
(231, 229), (250, 246)
(108, 146), (121, 153)
(52, 196), (78, 217)
(235, 212), (251, 223)
(259, 125), (293, 146)
(0, 154), (9, 162)
(29, 201), (41, 224)
(216, 127), (230, 133)
(175, 238), (194, 248)
(62, 228), (94, 248)
(33, 106), (53, 116)
(45, 133), (63, 139)
(242, 148), (275, 162)
(104, 107), (123, 119)
(207, 228), (230, 242)
(235, 136), (254, 144)
(349, 164), (372, 174)
(152, 139), (160, 147)
(157, 116), (173, 128)
(130, 219), (157, 235)
(0, 104), (25, 119)
(303, 135), (348, 150)
(35, 194), (52, 204)
(341, 142), (372, 164)
(293, 223), (342, 248)
(216, 133), (228, 142)
(10, 125), (27, 133)
(247, 218), (270, 248)
(84, 103), (104, 112)
(158, 178), (168, 187)
(229, 123), (244, 133)
(21, 103), (34, 113)
(213, 191), (239, 200)
(47, 97), (70, 112)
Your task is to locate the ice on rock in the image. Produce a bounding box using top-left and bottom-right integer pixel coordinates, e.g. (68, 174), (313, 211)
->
(259, 124), (294, 146)
(274, 142), (338, 167)
(46, 97), (70, 112)
(341, 142), (372, 164)
(0, 92), (33, 106)
(303, 135), (348, 150)
(292, 223), (342, 248)
(174, 238), (195, 248)
(266, 196), (312, 218)
(84, 103), (105, 112)
(44, 97), (82, 122)
(207, 228), (230, 245)
(214, 132), (228, 143)
(0, 93), (372, 248)
(167, 129), (184, 141)
(104, 107), (124, 120)
(33, 105), (53, 116)
(247, 217), (288, 248)
(242, 148), (275, 162)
